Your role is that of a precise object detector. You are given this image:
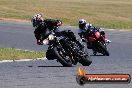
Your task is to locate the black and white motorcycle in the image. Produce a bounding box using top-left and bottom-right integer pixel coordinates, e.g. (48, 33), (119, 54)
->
(43, 29), (92, 67)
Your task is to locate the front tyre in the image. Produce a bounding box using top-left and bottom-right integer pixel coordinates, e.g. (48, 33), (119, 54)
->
(99, 42), (109, 56)
(46, 49), (57, 60)
(53, 47), (73, 67)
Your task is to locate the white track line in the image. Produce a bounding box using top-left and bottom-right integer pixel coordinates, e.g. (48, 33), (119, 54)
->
(106, 29), (116, 31)
(0, 57), (47, 63)
(119, 30), (131, 32)
(103, 28), (131, 32)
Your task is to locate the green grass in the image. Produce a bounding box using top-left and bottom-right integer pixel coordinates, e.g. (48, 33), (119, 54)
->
(0, 48), (45, 60)
(0, 0), (132, 29)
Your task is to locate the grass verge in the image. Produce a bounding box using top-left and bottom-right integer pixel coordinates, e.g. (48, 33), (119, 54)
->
(0, 48), (45, 61)
(0, 0), (132, 29)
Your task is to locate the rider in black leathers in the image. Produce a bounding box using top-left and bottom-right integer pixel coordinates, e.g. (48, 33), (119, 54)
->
(31, 14), (83, 48)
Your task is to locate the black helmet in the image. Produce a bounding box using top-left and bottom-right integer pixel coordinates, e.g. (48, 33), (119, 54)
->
(79, 19), (86, 29)
(31, 13), (43, 27)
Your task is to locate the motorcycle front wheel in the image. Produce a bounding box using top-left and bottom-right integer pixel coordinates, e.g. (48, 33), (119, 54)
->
(98, 42), (109, 56)
(53, 47), (73, 67)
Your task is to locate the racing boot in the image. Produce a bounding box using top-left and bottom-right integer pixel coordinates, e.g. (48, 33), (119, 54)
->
(93, 51), (97, 56)
(87, 42), (93, 49)
(76, 40), (84, 50)
(105, 39), (111, 43)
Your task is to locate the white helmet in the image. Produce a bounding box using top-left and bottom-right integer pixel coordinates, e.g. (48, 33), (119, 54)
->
(79, 19), (87, 29)
(79, 19), (86, 24)
(32, 13), (43, 21)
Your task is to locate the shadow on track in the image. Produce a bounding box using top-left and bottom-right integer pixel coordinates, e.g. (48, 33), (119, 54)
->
(28, 65), (74, 67)
(38, 65), (76, 67)
(90, 55), (105, 56)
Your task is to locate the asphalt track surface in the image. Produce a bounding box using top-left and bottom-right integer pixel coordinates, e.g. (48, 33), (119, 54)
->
(0, 21), (132, 88)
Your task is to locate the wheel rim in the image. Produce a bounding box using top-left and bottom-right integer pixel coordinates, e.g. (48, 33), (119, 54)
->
(58, 49), (72, 63)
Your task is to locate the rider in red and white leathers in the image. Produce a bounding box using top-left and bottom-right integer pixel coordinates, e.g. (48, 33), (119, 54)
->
(78, 19), (111, 49)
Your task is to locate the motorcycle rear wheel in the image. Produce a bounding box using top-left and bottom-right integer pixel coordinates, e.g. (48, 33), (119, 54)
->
(79, 54), (92, 66)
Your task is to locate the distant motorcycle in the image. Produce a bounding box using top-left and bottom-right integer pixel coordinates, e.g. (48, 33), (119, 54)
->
(83, 28), (110, 56)
(43, 29), (92, 67)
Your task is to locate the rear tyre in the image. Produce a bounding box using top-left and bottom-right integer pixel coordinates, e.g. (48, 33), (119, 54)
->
(79, 54), (92, 66)
(53, 47), (73, 67)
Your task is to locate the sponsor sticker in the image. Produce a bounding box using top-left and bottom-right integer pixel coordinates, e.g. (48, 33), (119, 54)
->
(76, 67), (131, 85)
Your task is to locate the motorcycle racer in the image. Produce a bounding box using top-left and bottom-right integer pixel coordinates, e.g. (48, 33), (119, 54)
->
(78, 19), (111, 49)
(31, 13), (62, 45)
(31, 13), (83, 48)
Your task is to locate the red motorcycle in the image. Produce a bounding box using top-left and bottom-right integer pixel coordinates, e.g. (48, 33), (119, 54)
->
(83, 28), (109, 56)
